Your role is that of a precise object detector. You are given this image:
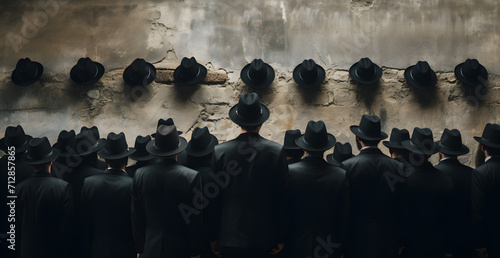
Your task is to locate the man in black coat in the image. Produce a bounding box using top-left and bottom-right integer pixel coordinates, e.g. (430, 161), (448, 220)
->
(287, 121), (349, 258)
(132, 125), (202, 258)
(51, 129), (77, 178)
(209, 93), (288, 258)
(471, 123), (500, 258)
(434, 129), (474, 257)
(80, 126), (107, 170)
(16, 137), (73, 258)
(179, 127), (219, 258)
(81, 132), (136, 258)
(399, 128), (453, 258)
(0, 125), (34, 257)
(341, 114), (404, 258)
(383, 128), (413, 176)
(126, 135), (155, 178)
(326, 142), (354, 168)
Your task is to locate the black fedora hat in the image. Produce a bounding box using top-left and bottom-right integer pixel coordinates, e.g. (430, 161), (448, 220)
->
(350, 114), (388, 141)
(349, 57), (382, 85)
(283, 129), (302, 150)
(53, 130), (76, 158)
(296, 121), (336, 152)
(123, 58), (156, 87)
(80, 126), (104, 141)
(152, 118), (183, 137)
(0, 125), (33, 153)
(70, 57), (105, 85)
(241, 59), (275, 89)
(383, 128), (410, 149)
(22, 137), (60, 165)
(436, 128), (469, 156)
(11, 58), (44, 86)
(327, 142), (354, 165)
(130, 135), (155, 161)
(74, 130), (106, 156)
(146, 125), (188, 156)
(454, 59), (488, 87)
(404, 61), (437, 89)
(293, 59), (325, 89)
(185, 127), (218, 157)
(228, 93), (270, 126)
(402, 127), (438, 155)
(98, 132), (136, 160)
(474, 123), (500, 149)
(174, 57), (207, 85)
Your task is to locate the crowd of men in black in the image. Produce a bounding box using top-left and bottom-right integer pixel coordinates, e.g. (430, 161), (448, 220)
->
(1, 92), (499, 258)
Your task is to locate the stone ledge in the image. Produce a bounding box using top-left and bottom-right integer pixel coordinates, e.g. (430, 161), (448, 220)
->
(155, 69), (228, 84)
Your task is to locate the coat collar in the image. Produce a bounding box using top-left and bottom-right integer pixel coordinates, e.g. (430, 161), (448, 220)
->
(359, 148), (383, 155)
(439, 157), (461, 165)
(104, 168), (128, 176)
(152, 157), (177, 165)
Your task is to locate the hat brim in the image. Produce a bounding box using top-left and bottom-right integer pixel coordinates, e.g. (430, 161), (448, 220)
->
(435, 141), (469, 156)
(98, 148), (136, 160)
(240, 63), (275, 89)
(77, 139), (106, 156)
(173, 65), (208, 85)
(350, 126), (388, 141)
(349, 62), (382, 85)
(0, 135), (33, 153)
(129, 148), (156, 161)
(152, 130), (183, 138)
(123, 63), (157, 86)
(474, 136), (500, 149)
(228, 103), (270, 126)
(146, 137), (188, 157)
(21, 148), (60, 165)
(382, 141), (406, 149)
(52, 142), (75, 158)
(185, 135), (218, 157)
(295, 134), (336, 152)
(70, 62), (105, 85)
(402, 140), (438, 155)
(284, 145), (302, 150)
(293, 64), (326, 89)
(11, 62), (44, 86)
(404, 65), (437, 90)
(326, 154), (342, 166)
(454, 63), (488, 87)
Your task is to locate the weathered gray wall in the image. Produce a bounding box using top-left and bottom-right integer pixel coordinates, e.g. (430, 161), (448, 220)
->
(1, 0), (500, 166)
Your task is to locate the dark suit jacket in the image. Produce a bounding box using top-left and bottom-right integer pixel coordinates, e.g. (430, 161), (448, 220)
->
(341, 148), (404, 258)
(81, 169), (136, 258)
(472, 157), (500, 256)
(16, 172), (74, 258)
(210, 133), (288, 249)
(126, 161), (151, 178)
(398, 162), (453, 257)
(287, 156), (350, 258)
(434, 158), (474, 254)
(131, 158), (202, 258)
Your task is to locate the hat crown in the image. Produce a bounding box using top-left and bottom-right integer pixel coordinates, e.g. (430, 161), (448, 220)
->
(358, 115), (382, 139)
(4, 125), (28, 147)
(440, 129), (463, 149)
(300, 59), (319, 82)
(410, 127), (435, 152)
(129, 58), (152, 84)
(303, 121), (329, 148)
(154, 125), (180, 152)
(25, 137), (54, 161)
(284, 129), (301, 149)
(75, 130), (99, 155)
(157, 118), (175, 128)
(236, 93), (263, 122)
(103, 132), (128, 156)
(75, 57), (98, 80)
(411, 61), (433, 82)
(481, 123), (500, 145)
(55, 130), (76, 152)
(248, 59), (268, 82)
(132, 135), (152, 157)
(80, 126), (100, 140)
(15, 58), (38, 78)
(190, 127), (212, 151)
(462, 58), (481, 78)
(389, 128), (410, 144)
(357, 57), (375, 78)
(179, 57), (201, 79)
(333, 142), (353, 162)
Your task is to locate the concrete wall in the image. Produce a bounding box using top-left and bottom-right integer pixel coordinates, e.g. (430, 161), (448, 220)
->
(1, 0), (500, 166)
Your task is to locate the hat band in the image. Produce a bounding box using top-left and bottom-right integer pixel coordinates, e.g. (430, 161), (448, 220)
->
(153, 141), (181, 152)
(28, 150), (54, 162)
(358, 127), (379, 138)
(236, 109), (263, 118)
